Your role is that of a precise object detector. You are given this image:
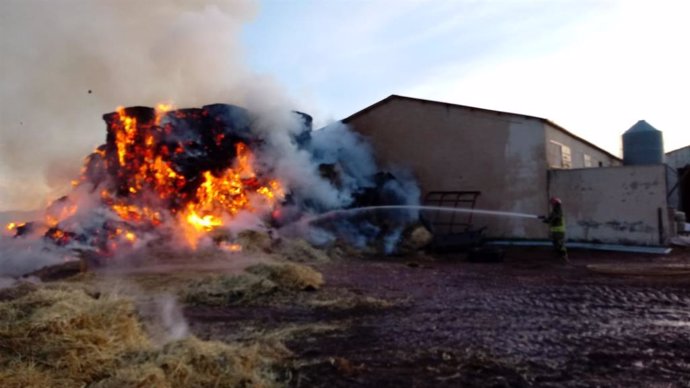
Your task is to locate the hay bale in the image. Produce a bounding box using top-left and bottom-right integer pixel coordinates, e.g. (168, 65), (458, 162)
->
(395, 224), (433, 254)
(246, 262), (324, 291)
(27, 260), (84, 281)
(407, 225), (433, 249)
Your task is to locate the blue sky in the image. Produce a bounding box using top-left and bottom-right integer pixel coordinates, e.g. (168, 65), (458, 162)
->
(243, 0), (690, 155)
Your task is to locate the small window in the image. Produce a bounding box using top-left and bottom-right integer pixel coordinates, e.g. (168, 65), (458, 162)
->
(583, 154), (592, 167)
(547, 141), (572, 169)
(547, 142), (562, 168)
(561, 146), (572, 168)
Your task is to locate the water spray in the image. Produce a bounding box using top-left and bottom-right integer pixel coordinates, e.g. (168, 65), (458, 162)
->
(277, 205), (544, 250)
(300, 205), (541, 225)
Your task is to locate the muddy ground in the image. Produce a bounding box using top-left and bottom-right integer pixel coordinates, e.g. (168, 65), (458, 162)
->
(187, 247), (690, 387)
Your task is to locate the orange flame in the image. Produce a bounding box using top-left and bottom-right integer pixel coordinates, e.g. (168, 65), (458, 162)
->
(219, 242), (242, 253)
(124, 231), (137, 242)
(21, 104), (286, 253)
(115, 107), (137, 166)
(111, 105), (285, 249)
(6, 222), (22, 231)
(45, 203), (78, 227)
(155, 103), (174, 125)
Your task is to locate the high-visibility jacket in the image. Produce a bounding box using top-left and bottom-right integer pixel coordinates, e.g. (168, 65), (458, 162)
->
(546, 205), (566, 233)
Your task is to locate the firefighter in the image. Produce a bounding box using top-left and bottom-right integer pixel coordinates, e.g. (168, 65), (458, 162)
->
(539, 197), (569, 263)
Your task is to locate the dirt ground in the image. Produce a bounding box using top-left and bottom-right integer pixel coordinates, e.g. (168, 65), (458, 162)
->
(186, 247), (690, 387)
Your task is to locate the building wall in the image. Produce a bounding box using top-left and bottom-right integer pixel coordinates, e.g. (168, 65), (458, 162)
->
(666, 146), (690, 217)
(548, 166), (671, 245)
(545, 124), (621, 169)
(346, 98), (548, 239)
(666, 146), (690, 169)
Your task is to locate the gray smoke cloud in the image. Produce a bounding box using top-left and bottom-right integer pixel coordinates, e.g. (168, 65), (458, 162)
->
(0, 236), (77, 278)
(0, 0), (272, 211)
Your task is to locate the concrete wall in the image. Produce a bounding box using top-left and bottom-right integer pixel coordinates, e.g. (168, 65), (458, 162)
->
(545, 123), (621, 169)
(346, 97), (548, 239)
(548, 165), (671, 245)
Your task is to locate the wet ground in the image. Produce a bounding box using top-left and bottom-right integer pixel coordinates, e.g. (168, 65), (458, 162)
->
(187, 247), (690, 387)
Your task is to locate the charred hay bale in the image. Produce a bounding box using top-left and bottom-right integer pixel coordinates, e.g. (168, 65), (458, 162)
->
(26, 260), (84, 282)
(0, 280), (38, 302)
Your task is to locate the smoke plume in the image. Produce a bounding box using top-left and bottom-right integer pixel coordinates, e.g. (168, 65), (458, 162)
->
(0, 0), (275, 211)
(0, 0), (423, 278)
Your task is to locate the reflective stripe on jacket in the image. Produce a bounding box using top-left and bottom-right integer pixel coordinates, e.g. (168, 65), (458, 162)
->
(546, 205), (566, 233)
(550, 218), (565, 233)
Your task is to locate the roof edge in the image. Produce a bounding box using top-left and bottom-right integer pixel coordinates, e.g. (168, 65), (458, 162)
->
(666, 144), (690, 155)
(543, 119), (620, 161)
(342, 94), (621, 162)
(342, 94), (545, 123)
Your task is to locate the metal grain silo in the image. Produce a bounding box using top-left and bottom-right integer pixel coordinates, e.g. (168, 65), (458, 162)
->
(622, 120), (664, 165)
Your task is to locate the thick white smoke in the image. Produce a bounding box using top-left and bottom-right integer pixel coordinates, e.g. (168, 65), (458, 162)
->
(0, 237), (77, 278)
(0, 0), (274, 211)
(0, 0), (423, 277)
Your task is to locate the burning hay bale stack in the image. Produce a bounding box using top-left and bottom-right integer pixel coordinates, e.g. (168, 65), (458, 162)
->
(0, 101), (427, 388)
(3, 102), (421, 275)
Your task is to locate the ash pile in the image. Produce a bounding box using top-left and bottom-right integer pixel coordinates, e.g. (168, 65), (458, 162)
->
(4, 103), (422, 266)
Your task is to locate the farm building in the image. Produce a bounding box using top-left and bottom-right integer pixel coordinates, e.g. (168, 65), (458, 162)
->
(344, 95), (678, 246)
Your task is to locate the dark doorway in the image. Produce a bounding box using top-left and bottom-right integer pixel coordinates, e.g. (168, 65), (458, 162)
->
(680, 166), (690, 221)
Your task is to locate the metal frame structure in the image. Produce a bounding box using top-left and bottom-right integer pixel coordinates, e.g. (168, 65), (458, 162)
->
(422, 191), (485, 251)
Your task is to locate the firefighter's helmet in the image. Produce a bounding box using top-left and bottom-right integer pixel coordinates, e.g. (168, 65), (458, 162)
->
(550, 197), (561, 205)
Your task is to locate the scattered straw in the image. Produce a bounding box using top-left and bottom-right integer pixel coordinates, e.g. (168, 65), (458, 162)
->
(182, 274), (278, 306)
(246, 262), (324, 291)
(0, 284), (290, 388)
(308, 295), (394, 310)
(182, 261), (324, 307)
(274, 238), (331, 263)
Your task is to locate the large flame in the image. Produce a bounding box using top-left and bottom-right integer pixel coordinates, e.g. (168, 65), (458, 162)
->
(108, 106), (285, 249)
(5, 104), (285, 254)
